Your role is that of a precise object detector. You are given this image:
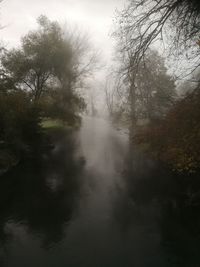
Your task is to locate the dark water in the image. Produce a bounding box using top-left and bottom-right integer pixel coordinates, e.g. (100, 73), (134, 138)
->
(0, 117), (199, 267)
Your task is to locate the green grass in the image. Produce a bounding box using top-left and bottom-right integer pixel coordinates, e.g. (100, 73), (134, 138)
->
(41, 119), (67, 130)
(41, 118), (82, 135)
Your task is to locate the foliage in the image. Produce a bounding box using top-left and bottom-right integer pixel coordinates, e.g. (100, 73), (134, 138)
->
(135, 87), (200, 173)
(107, 49), (176, 125)
(0, 16), (90, 126)
(0, 90), (42, 169)
(1, 16), (75, 100)
(135, 50), (176, 121)
(0, 15), (94, 170)
(40, 89), (86, 125)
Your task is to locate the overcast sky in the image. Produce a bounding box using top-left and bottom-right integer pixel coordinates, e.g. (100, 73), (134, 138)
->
(1, 0), (125, 63)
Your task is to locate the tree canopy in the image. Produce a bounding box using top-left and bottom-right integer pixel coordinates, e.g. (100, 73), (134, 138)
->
(1, 15), (94, 101)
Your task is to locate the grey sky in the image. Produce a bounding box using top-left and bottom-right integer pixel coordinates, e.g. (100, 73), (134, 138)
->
(1, 0), (124, 62)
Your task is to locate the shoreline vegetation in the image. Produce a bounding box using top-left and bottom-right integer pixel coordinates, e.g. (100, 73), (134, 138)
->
(0, 118), (80, 175)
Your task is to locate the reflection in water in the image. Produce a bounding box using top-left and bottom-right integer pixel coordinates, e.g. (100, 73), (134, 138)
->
(0, 130), (85, 265)
(123, 146), (200, 267)
(0, 117), (199, 266)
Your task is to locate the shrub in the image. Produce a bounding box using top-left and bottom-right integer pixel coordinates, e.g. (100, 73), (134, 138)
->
(135, 88), (200, 173)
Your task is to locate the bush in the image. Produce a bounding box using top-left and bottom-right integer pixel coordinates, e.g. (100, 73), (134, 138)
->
(0, 91), (42, 161)
(135, 88), (200, 173)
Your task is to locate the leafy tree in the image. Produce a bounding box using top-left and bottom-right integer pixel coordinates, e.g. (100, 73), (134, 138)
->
(1, 16), (72, 100)
(135, 50), (176, 122)
(0, 15), (95, 169)
(1, 16), (94, 102)
(0, 16), (96, 127)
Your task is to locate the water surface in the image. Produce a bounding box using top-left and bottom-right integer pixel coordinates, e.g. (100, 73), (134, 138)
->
(0, 117), (199, 267)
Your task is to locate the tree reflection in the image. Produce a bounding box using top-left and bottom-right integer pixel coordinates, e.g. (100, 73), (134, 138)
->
(0, 130), (85, 253)
(114, 149), (200, 266)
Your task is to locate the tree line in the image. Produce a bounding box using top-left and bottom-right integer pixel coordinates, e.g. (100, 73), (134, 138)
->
(106, 0), (200, 174)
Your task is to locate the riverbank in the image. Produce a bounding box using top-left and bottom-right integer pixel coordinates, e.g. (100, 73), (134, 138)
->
(0, 119), (81, 175)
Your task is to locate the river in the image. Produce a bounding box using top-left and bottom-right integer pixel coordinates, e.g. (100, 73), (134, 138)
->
(0, 116), (199, 267)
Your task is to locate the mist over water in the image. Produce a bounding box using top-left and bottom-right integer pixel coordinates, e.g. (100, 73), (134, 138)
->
(0, 116), (199, 267)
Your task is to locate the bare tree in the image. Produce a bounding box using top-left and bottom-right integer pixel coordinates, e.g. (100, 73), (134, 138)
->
(103, 71), (131, 123)
(104, 75), (116, 117)
(112, 0), (200, 131)
(114, 0), (200, 74)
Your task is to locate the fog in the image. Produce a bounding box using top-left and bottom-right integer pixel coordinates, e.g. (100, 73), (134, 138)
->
(1, 0), (124, 62)
(0, 1), (200, 266)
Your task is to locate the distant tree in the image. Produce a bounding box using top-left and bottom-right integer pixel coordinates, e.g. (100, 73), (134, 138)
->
(111, 49), (176, 127)
(104, 73), (127, 122)
(104, 74), (118, 118)
(135, 50), (176, 122)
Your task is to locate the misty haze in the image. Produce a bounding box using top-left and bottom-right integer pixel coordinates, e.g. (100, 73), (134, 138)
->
(0, 0), (200, 266)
